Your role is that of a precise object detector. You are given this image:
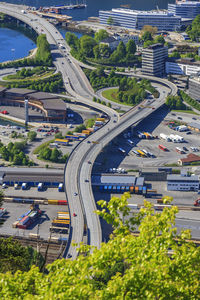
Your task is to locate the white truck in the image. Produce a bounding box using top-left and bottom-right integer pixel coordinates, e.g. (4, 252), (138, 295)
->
(175, 135), (184, 142)
(160, 133), (171, 142)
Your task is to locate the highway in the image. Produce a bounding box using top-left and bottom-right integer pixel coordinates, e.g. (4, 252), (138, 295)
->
(0, 3), (178, 259)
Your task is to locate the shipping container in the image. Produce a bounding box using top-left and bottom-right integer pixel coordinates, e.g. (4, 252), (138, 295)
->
(135, 186), (139, 194)
(58, 200), (67, 205)
(48, 199), (58, 205)
(130, 186), (134, 193)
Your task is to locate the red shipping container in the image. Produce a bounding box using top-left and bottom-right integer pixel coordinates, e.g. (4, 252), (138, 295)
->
(58, 200), (67, 205)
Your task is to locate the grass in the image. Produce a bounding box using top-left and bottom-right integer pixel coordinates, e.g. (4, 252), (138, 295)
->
(172, 109), (199, 116)
(102, 88), (132, 106)
(3, 70), (54, 82)
(33, 139), (54, 155)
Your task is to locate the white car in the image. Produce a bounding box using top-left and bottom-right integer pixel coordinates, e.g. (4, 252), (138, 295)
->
(2, 183), (7, 189)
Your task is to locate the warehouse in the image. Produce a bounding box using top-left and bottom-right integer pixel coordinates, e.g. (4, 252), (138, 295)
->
(0, 167), (64, 187)
(178, 153), (200, 166)
(167, 174), (199, 191)
(92, 174), (146, 194)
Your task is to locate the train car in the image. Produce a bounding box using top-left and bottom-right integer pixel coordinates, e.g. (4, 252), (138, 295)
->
(118, 147), (126, 155)
(137, 150), (147, 157)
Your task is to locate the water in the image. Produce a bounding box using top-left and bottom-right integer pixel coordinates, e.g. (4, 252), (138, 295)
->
(0, 0), (173, 61)
(0, 27), (36, 63)
(58, 27), (83, 39)
(2, 1), (174, 21)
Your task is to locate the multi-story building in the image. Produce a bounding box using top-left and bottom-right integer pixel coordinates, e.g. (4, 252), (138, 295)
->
(168, 1), (200, 19)
(142, 43), (168, 77)
(99, 8), (181, 31)
(167, 174), (199, 191)
(166, 58), (200, 76)
(100, 34), (139, 50)
(189, 76), (200, 101)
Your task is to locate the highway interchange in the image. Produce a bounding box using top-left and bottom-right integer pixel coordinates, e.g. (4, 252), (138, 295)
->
(0, 3), (178, 259)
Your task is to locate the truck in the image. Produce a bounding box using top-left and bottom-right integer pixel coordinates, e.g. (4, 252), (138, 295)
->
(15, 204), (42, 230)
(38, 183), (44, 191)
(58, 183), (64, 192)
(22, 183), (27, 190)
(160, 133), (171, 142)
(175, 135), (184, 142)
(169, 134), (179, 143)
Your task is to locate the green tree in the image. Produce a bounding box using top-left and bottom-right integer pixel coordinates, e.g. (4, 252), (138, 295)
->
(80, 35), (96, 57)
(116, 41), (126, 58)
(93, 45), (100, 59)
(126, 39), (136, 55)
(1, 194), (200, 298)
(187, 15), (200, 41)
(107, 16), (114, 25)
(155, 35), (165, 44)
(27, 131), (37, 142)
(50, 148), (60, 162)
(94, 29), (109, 43)
(0, 190), (4, 207)
(65, 32), (79, 50)
(142, 31), (153, 42)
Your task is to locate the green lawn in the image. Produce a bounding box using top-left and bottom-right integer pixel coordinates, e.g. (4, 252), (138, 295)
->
(172, 109), (199, 115)
(102, 88), (132, 106)
(3, 70), (54, 82)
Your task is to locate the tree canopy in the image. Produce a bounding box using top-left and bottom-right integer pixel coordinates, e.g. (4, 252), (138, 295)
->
(0, 193), (200, 298)
(186, 15), (200, 41)
(94, 29), (109, 43)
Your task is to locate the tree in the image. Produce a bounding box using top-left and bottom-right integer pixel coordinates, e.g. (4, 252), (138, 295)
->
(80, 35), (96, 57)
(126, 39), (136, 55)
(142, 31), (153, 42)
(107, 16), (114, 25)
(27, 131), (37, 142)
(141, 25), (157, 35)
(187, 15), (200, 41)
(1, 194), (200, 298)
(116, 41), (126, 58)
(155, 35), (165, 44)
(50, 148), (60, 162)
(94, 29), (109, 43)
(65, 32), (79, 50)
(93, 45), (100, 59)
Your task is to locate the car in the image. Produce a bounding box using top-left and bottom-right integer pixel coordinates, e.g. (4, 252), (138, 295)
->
(177, 117), (182, 120)
(194, 199), (200, 206)
(192, 117), (197, 120)
(73, 213), (77, 217)
(186, 131), (192, 135)
(74, 192), (78, 196)
(2, 184), (7, 189)
(113, 120), (116, 123)
(62, 62), (64, 64)
(87, 141), (91, 143)
(171, 113), (176, 116)
(85, 179), (89, 182)
(183, 147), (188, 151)
(67, 254), (72, 258)
(88, 161), (91, 164)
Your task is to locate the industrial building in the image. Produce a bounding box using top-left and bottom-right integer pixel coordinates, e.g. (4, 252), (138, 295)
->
(0, 167), (64, 187)
(166, 58), (200, 76)
(168, 1), (200, 19)
(189, 77), (200, 101)
(99, 8), (181, 31)
(178, 153), (200, 166)
(167, 174), (199, 191)
(92, 174), (146, 194)
(142, 44), (168, 77)
(0, 88), (67, 122)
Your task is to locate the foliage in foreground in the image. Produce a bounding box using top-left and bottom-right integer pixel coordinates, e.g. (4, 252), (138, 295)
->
(0, 193), (200, 299)
(0, 237), (44, 274)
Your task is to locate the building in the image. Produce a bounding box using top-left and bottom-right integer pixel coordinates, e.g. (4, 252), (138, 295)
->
(188, 76), (200, 101)
(168, 1), (200, 19)
(166, 58), (200, 76)
(178, 153), (200, 166)
(0, 88), (67, 122)
(100, 34), (139, 50)
(167, 174), (199, 191)
(99, 8), (181, 31)
(142, 43), (168, 77)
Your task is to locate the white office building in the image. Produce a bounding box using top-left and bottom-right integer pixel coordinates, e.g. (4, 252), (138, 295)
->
(166, 58), (200, 76)
(99, 8), (181, 31)
(168, 1), (200, 19)
(167, 174), (199, 191)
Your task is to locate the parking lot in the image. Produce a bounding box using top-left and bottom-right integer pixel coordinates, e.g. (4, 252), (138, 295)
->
(1, 187), (69, 241)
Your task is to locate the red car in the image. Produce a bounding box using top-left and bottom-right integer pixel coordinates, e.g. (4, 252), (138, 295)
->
(194, 199), (200, 206)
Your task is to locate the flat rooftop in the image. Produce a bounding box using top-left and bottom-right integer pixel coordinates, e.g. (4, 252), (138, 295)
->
(167, 175), (199, 181)
(101, 8), (180, 17)
(92, 174), (144, 186)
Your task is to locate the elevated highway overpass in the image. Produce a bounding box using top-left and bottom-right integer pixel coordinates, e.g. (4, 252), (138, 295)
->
(0, 3), (178, 259)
